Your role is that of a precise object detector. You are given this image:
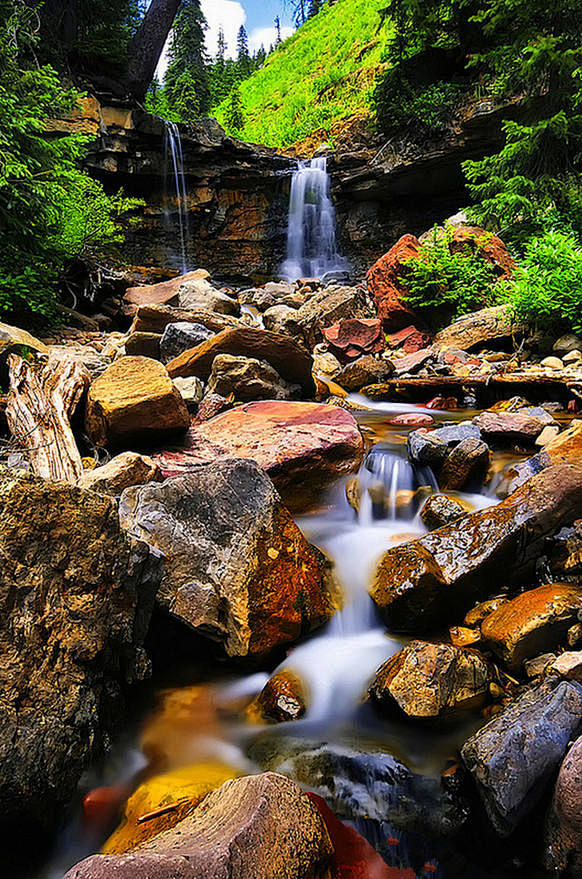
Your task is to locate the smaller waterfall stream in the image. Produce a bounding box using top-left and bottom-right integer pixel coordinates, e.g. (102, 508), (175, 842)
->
(282, 157), (348, 281)
(163, 121), (190, 274)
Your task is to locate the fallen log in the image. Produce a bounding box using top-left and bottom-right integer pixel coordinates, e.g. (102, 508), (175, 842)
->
(6, 353), (90, 482)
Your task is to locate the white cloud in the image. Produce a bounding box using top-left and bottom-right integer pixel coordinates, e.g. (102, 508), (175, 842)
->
(201, 0), (246, 60)
(249, 25), (294, 54)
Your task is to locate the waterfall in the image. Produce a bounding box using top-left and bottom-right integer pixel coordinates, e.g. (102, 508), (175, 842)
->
(163, 120), (190, 274)
(282, 157), (347, 282)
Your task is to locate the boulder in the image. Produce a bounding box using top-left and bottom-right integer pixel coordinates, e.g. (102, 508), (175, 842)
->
(178, 278), (239, 316)
(280, 285), (374, 349)
(472, 411), (546, 444)
(441, 225), (515, 278)
(0, 321), (48, 356)
(132, 304), (243, 337)
(119, 459), (337, 659)
(433, 305), (525, 352)
(551, 651), (582, 682)
(544, 734), (582, 875)
(366, 234), (421, 330)
(64, 773), (334, 879)
(335, 355), (394, 391)
(420, 494), (467, 530)
(461, 679), (582, 836)
(85, 357), (190, 449)
(248, 670), (307, 723)
(554, 334), (582, 357)
(165, 326), (314, 395)
(439, 437), (490, 490)
(262, 304), (298, 333)
(500, 420), (582, 495)
(207, 354), (300, 401)
(160, 321), (214, 363)
(123, 270), (211, 312)
(322, 318), (384, 361)
(390, 346), (434, 376)
(370, 465), (582, 632)
(78, 452), (163, 495)
(480, 584), (582, 671)
(153, 401), (364, 508)
(408, 430), (448, 468)
(369, 641), (490, 720)
(0, 469), (161, 829)
(125, 331), (161, 359)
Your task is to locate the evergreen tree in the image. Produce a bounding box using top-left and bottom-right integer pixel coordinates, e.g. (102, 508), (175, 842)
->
(225, 85), (244, 133)
(164, 0), (211, 122)
(308, 0), (323, 17)
(274, 16), (282, 46)
(236, 25), (251, 78)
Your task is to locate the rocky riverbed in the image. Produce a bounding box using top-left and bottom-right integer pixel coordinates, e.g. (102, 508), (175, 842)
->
(1, 225), (582, 878)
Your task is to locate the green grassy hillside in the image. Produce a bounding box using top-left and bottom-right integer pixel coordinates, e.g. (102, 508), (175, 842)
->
(214, 0), (392, 149)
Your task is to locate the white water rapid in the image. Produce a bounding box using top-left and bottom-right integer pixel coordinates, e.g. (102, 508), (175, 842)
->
(281, 157), (348, 281)
(163, 121), (190, 274)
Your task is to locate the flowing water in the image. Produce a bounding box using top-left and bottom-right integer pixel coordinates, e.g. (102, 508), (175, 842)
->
(281, 157), (348, 281)
(163, 121), (190, 274)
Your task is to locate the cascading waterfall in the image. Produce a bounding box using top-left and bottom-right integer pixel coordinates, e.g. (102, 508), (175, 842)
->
(282, 157), (348, 281)
(163, 120), (190, 274)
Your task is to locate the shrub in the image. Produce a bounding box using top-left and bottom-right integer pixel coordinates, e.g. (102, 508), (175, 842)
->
(374, 72), (464, 135)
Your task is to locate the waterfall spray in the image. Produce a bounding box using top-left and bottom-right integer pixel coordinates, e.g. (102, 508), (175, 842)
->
(163, 121), (190, 274)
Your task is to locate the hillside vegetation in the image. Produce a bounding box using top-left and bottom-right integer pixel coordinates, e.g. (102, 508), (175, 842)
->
(214, 0), (392, 148)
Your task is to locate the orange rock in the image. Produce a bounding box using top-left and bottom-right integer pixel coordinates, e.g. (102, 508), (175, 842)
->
(449, 626), (481, 648)
(247, 670), (307, 723)
(366, 235), (421, 331)
(448, 225), (515, 278)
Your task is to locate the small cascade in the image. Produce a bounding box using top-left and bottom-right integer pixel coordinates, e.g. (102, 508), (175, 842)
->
(163, 120), (190, 274)
(281, 157), (347, 281)
(359, 446), (438, 525)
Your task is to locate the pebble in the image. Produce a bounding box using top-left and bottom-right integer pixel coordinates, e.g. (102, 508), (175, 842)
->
(540, 356), (564, 370)
(563, 350), (582, 364)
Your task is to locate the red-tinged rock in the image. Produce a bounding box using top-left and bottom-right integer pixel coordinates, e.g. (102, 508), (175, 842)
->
(366, 235), (421, 331)
(83, 785), (129, 831)
(425, 396), (458, 410)
(386, 325), (432, 355)
(448, 225), (515, 278)
(153, 400), (364, 511)
(389, 413), (434, 427)
(123, 270), (210, 314)
(193, 393), (233, 423)
(322, 318), (385, 361)
(391, 347), (434, 376)
(307, 793), (410, 879)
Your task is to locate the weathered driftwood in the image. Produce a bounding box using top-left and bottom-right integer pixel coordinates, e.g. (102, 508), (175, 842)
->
(6, 353), (90, 482)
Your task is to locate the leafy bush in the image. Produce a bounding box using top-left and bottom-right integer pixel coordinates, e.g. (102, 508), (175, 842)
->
(374, 73), (464, 134)
(403, 226), (500, 324)
(504, 230), (582, 334)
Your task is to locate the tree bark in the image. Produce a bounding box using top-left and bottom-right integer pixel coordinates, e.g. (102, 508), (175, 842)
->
(6, 354), (90, 483)
(124, 0), (183, 100)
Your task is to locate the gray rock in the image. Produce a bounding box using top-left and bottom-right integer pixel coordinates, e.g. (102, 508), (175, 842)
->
(461, 678), (582, 836)
(263, 304), (298, 333)
(178, 278), (239, 316)
(207, 354), (301, 401)
(433, 422), (481, 446)
(544, 734), (582, 875)
(554, 334), (582, 356)
(408, 430), (448, 468)
(160, 321), (214, 363)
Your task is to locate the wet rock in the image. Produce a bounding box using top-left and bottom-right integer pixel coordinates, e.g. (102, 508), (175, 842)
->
(464, 598), (509, 627)
(370, 465), (582, 632)
(85, 356), (190, 449)
(282, 285), (374, 349)
(420, 494), (466, 530)
(0, 469), (161, 829)
(172, 376), (204, 410)
(369, 641), (490, 720)
(544, 734), (582, 876)
(335, 354), (394, 391)
(366, 234), (421, 330)
(536, 424), (561, 446)
(407, 430), (448, 468)
(461, 679), (582, 836)
(160, 321), (214, 363)
(64, 773), (334, 879)
(391, 346), (434, 376)
(119, 459), (337, 659)
(440, 437), (490, 490)
(0, 320), (48, 356)
(390, 412), (434, 427)
(153, 401), (363, 509)
(103, 762), (242, 854)
(322, 318), (385, 361)
(449, 626), (481, 648)
(433, 305), (525, 352)
(178, 278), (239, 316)
(78, 452), (163, 495)
(248, 670), (307, 723)
(501, 420), (582, 495)
(472, 411), (546, 444)
(554, 334), (582, 356)
(165, 326), (314, 395)
(551, 651), (582, 682)
(123, 270), (210, 313)
(481, 584), (582, 671)
(386, 324), (432, 354)
(125, 331), (161, 359)
(207, 354), (300, 401)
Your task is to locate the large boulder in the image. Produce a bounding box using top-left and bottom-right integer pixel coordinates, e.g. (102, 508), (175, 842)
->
(480, 584), (582, 671)
(165, 326), (314, 395)
(461, 679), (582, 836)
(119, 459), (338, 658)
(472, 411), (547, 445)
(178, 278), (239, 316)
(369, 641), (490, 720)
(85, 356), (190, 449)
(439, 437), (490, 490)
(544, 734), (582, 876)
(279, 285), (374, 349)
(123, 270), (210, 314)
(0, 469), (161, 829)
(0, 321), (48, 356)
(433, 304), (525, 352)
(77, 452), (163, 495)
(207, 354), (300, 401)
(131, 304), (243, 336)
(501, 420), (582, 495)
(366, 234), (421, 331)
(370, 464), (582, 632)
(64, 773), (334, 879)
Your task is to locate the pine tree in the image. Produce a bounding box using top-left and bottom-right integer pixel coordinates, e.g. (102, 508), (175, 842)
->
(308, 0), (322, 17)
(225, 86), (244, 133)
(164, 0), (211, 122)
(274, 16), (282, 46)
(236, 25), (251, 78)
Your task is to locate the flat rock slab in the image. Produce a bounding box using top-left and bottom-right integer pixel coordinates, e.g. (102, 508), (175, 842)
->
(65, 774), (334, 879)
(153, 401), (364, 509)
(433, 304), (525, 352)
(123, 270), (210, 311)
(461, 679), (582, 836)
(131, 304), (244, 336)
(166, 326), (314, 394)
(473, 411), (546, 443)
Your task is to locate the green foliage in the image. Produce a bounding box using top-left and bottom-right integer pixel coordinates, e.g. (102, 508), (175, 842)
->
(403, 226), (500, 324)
(0, 1), (140, 319)
(225, 87), (244, 134)
(504, 230), (582, 334)
(374, 73), (464, 133)
(165, 0), (211, 121)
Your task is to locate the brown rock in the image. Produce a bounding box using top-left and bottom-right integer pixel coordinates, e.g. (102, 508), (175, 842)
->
(481, 584), (582, 671)
(366, 234), (421, 330)
(85, 357), (190, 449)
(434, 305), (525, 352)
(123, 270), (210, 312)
(207, 354), (300, 401)
(370, 465), (582, 632)
(78, 452), (163, 495)
(0, 321), (49, 356)
(166, 326), (314, 395)
(464, 597), (509, 627)
(335, 355), (394, 391)
(194, 392), (233, 423)
(178, 278), (239, 316)
(447, 225), (515, 278)
(440, 437), (490, 490)
(322, 318), (384, 361)
(386, 324), (432, 354)
(281, 285), (373, 349)
(125, 331), (161, 359)
(501, 420), (582, 495)
(550, 651), (582, 682)
(545, 734), (582, 876)
(131, 304), (243, 336)
(369, 640), (490, 720)
(420, 494), (466, 530)
(472, 411), (546, 444)
(153, 401), (363, 509)
(449, 626), (481, 648)
(248, 670), (307, 723)
(64, 773), (334, 879)
(390, 346), (434, 376)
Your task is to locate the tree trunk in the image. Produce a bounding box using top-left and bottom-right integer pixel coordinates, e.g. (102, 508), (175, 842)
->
(6, 354), (90, 483)
(124, 0), (183, 100)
